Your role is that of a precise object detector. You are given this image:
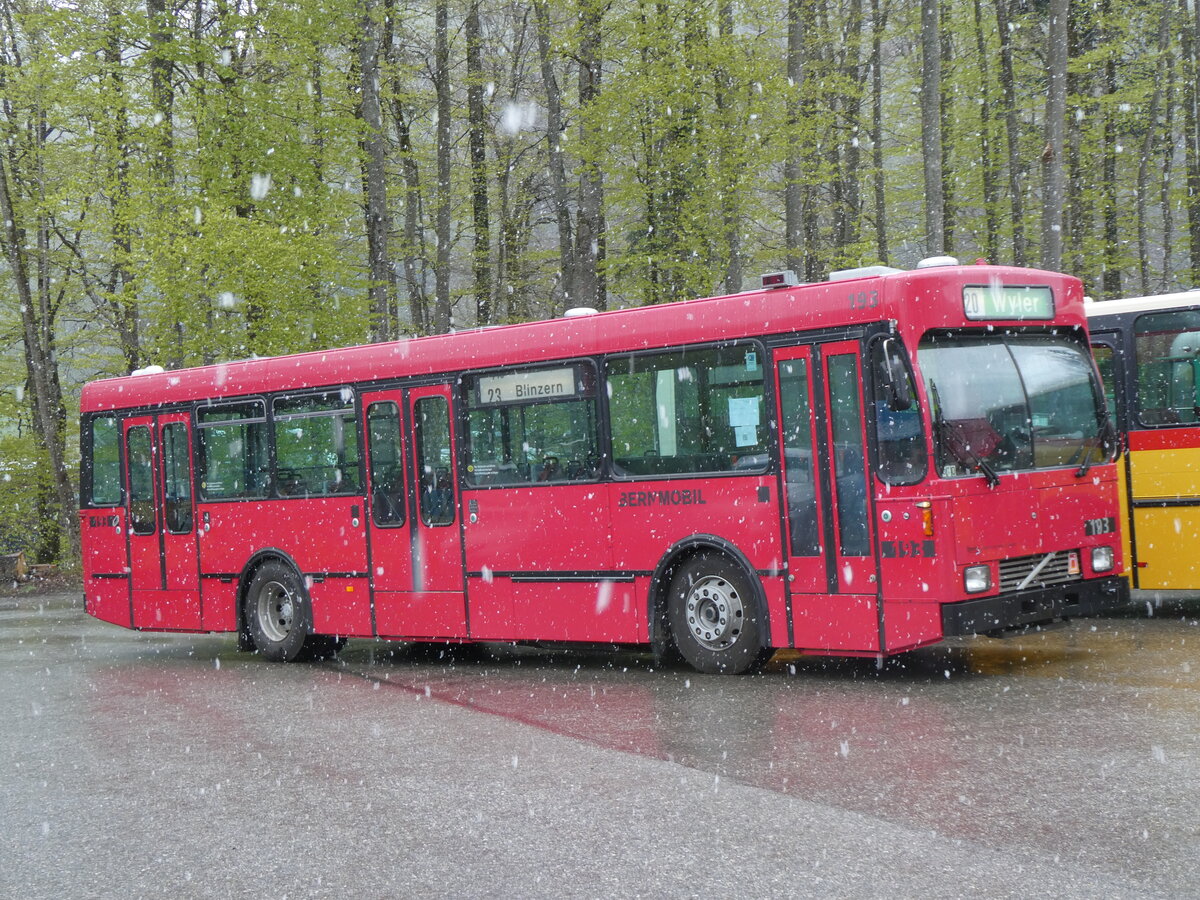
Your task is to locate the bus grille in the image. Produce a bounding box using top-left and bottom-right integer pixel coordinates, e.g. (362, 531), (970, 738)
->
(998, 551), (1082, 593)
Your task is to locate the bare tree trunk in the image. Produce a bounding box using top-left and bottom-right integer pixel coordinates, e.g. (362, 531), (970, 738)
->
(1182, 0), (1200, 285)
(1136, 3), (1172, 294)
(102, 1), (140, 373)
(1161, 34), (1177, 292)
(1040, 0), (1068, 271)
(384, 0), (428, 333)
(0, 113), (79, 562)
(920, 0), (944, 255)
(939, 4), (955, 251)
(357, 0), (396, 342)
(871, 0), (888, 263)
(466, 0), (492, 326)
(993, 0), (1026, 265)
(146, 0), (175, 187)
(147, 0), (185, 363)
(784, 0), (807, 275)
(973, 0), (999, 261)
(534, 0), (574, 310)
(1100, 0), (1121, 297)
(835, 0), (864, 258)
(1064, 5), (1090, 282)
(433, 0), (453, 333)
(716, 1), (742, 294)
(576, 0), (606, 309)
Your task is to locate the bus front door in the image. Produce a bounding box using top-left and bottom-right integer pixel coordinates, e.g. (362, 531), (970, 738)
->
(123, 413), (201, 631)
(775, 342), (879, 652)
(362, 386), (467, 638)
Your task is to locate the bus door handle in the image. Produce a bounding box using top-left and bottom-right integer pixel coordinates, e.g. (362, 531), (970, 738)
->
(203, 511), (210, 533)
(351, 505), (360, 528)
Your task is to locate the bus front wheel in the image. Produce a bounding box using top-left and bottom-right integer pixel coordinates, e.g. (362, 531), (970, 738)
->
(668, 554), (771, 675)
(244, 561), (313, 662)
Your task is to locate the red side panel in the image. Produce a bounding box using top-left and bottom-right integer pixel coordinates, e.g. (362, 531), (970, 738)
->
(375, 591), (468, 639)
(309, 577), (372, 636)
(792, 595), (880, 652)
(201, 580), (238, 632)
(81, 509), (131, 627)
(199, 497), (369, 635)
(510, 580), (643, 643)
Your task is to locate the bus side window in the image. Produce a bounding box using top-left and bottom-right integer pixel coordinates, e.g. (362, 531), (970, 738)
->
(777, 359), (820, 557)
(88, 416), (122, 506)
(464, 363), (600, 486)
(197, 401), (269, 500)
(367, 402), (405, 526)
(126, 426), (156, 536)
(416, 397), (454, 526)
(827, 356), (869, 557)
(608, 344), (766, 476)
(161, 423), (193, 534)
(1134, 312), (1200, 426)
(272, 391), (361, 497)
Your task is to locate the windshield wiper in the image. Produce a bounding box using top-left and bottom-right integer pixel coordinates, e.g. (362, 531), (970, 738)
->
(975, 454), (1001, 488)
(931, 380), (1000, 489)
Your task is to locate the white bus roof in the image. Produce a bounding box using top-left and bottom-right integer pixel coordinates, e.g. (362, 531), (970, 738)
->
(1085, 289), (1200, 319)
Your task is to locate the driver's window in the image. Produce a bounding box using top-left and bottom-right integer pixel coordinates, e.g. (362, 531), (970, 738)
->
(871, 339), (927, 485)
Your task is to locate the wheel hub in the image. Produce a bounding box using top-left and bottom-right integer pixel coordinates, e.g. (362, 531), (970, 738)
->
(257, 581), (295, 644)
(685, 575), (744, 651)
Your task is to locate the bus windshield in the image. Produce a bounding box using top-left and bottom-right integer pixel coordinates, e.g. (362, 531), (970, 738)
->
(918, 333), (1106, 478)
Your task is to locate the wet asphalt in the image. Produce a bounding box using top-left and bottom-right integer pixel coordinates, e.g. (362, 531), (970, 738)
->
(2, 589), (1198, 898)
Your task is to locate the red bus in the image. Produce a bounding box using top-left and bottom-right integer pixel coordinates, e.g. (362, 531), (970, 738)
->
(79, 259), (1126, 674)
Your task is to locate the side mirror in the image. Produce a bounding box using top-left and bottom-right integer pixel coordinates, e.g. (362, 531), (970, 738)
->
(1100, 416), (1121, 460)
(879, 338), (914, 411)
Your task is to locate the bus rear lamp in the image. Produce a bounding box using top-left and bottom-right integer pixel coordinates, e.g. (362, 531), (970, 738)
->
(964, 565), (992, 594)
(1091, 546), (1115, 573)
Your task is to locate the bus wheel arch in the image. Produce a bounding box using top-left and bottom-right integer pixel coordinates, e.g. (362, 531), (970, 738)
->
(650, 537), (772, 675)
(237, 552), (343, 661)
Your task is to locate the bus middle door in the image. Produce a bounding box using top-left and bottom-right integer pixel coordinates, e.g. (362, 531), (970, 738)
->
(774, 342), (879, 652)
(363, 386), (467, 638)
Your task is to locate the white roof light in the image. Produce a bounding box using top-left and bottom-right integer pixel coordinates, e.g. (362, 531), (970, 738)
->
(563, 307), (598, 318)
(828, 265), (903, 282)
(916, 255), (960, 269)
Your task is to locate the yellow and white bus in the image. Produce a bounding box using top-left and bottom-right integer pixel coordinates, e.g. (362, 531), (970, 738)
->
(1087, 290), (1200, 592)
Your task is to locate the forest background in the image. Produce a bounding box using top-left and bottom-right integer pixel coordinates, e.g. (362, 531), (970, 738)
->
(2, 0), (1199, 565)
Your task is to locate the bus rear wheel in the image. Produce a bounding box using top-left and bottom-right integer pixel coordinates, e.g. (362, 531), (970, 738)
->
(668, 554), (771, 675)
(244, 561), (313, 662)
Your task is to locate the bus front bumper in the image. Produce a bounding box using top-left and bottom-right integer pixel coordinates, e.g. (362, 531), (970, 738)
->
(941, 576), (1128, 637)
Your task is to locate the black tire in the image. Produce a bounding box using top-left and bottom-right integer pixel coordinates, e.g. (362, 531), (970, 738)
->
(243, 561), (312, 662)
(667, 553), (772, 675)
(302, 635), (347, 661)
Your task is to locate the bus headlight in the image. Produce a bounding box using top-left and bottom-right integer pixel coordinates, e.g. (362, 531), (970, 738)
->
(1091, 546), (1115, 573)
(964, 565), (992, 594)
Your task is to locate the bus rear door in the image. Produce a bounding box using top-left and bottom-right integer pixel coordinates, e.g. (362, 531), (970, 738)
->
(362, 385), (467, 638)
(122, 413), (201, 630)
(775, 342), (879, 651)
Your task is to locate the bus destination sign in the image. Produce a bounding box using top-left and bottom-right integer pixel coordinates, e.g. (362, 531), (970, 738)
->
(477, 367), (576, 404)
(962, 284), (1054, 320)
